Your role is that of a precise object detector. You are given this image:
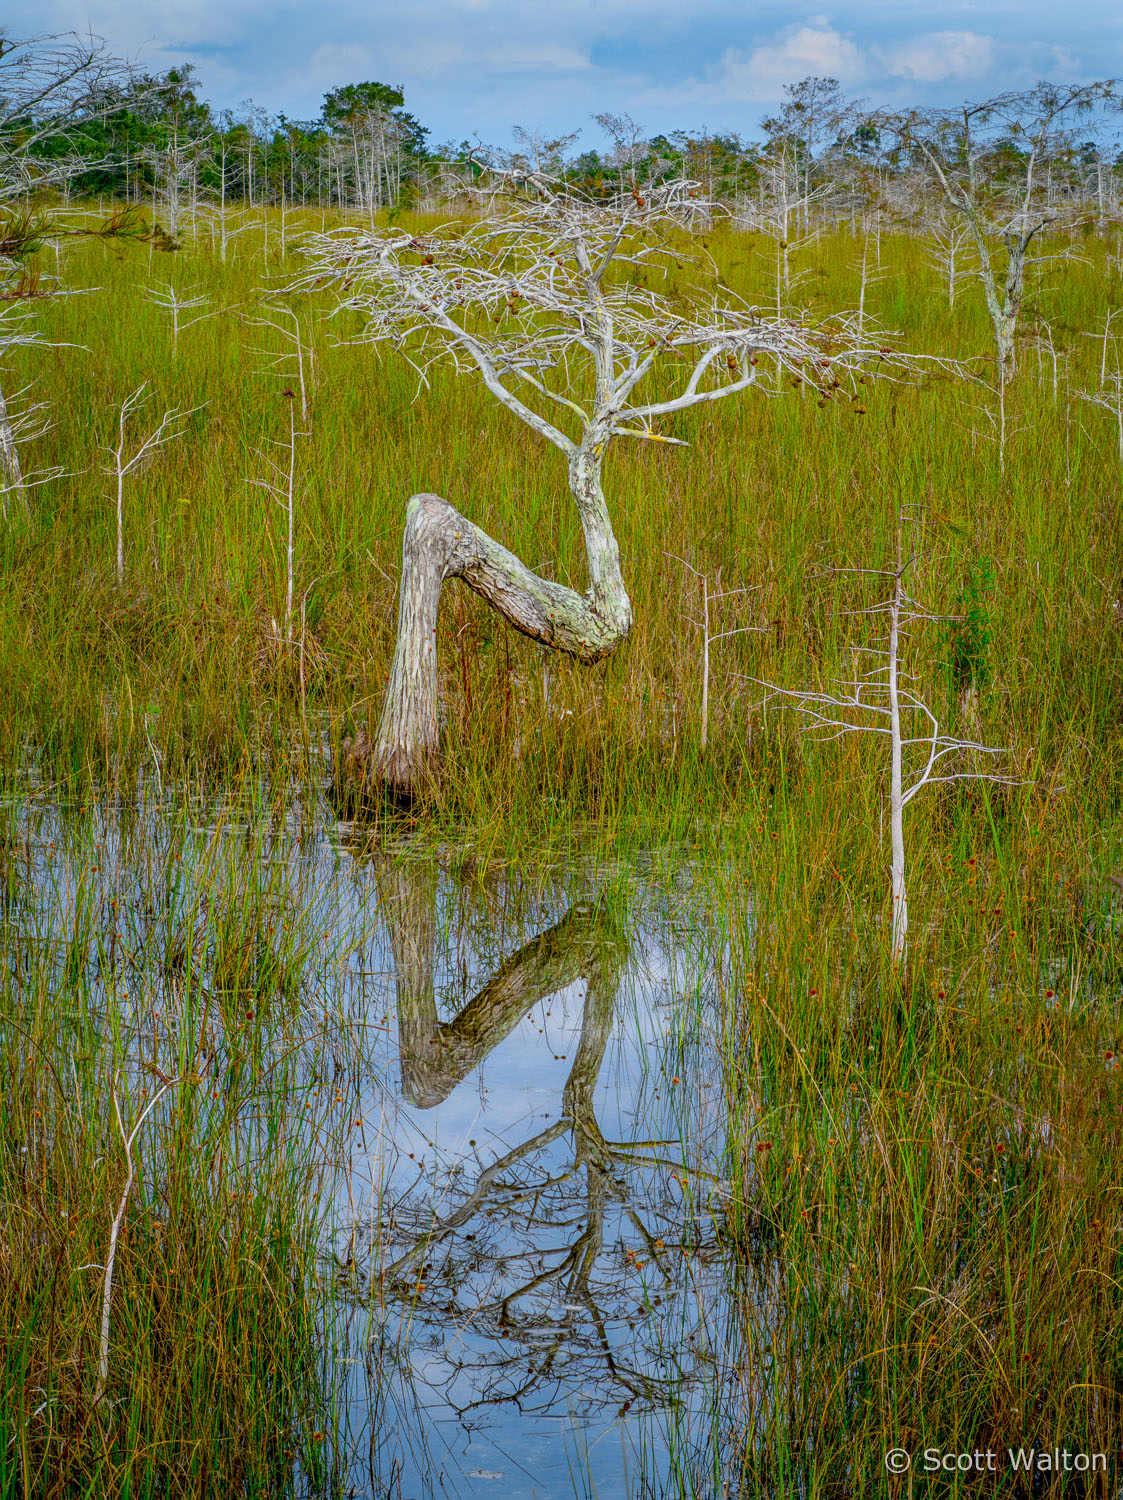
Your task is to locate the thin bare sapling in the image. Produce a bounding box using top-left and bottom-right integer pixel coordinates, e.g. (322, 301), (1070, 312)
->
(1089, 308), (1123, 387)
(1025, 321), (1071, 403)
(143, 280), (217, 357)
(666, 553), (763, 751)
(1078, 374), (1123, 465)
(0, 378), (25, 515)
(751, 511), (1022, 968)
(94, 1075), (180, 1411)
(851, 234), (889, 337)
(0, 262), (96, 519)
(0, 298), (62, 519)
(245, 301), (321, 422)
(0, 32), (180, 515)
(0, 381), (60, 522)
(924, 211), (973, 310)
(877, 84), (1119, 390)
(1075, 311), (1123, 462)
(249, 393), (307, 641)
(102, 385), (201, 584)
(737, 148), (829, 326)
(299, 169), (903, 796)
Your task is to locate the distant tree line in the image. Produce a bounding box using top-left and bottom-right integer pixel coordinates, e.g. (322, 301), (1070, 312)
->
(4, 54), (1121, 231)
(3, 65), (430, 223)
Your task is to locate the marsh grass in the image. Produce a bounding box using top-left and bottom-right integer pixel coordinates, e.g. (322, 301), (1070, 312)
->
(0, 211), (1117, 830)
(719, 944), (1123, 1494)
(0, 796), (360, 1497)
(0, 205), (1121, 1494)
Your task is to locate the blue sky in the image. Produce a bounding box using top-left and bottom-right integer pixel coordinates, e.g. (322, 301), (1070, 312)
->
(11, 0), (1123, 147)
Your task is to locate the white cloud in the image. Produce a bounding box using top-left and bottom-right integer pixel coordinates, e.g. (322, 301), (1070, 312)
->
(877, 30), (995, 83)
(2, 0), (1112, 138)
(47, 0), (274, 56)
(377, 38), (590, 76)
(1048, 45), (1085, 76)
(639, 18), (870, 113)
(716, 19), (868, 99)
(646, 18), (1025, 117)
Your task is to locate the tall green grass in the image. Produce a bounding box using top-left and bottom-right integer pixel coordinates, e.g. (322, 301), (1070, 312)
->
(706, 812), (1123, 1495)
(0, 796), (355, 1496)
(1, 206), (1121, 1495)
(1, 212), (1118, 842)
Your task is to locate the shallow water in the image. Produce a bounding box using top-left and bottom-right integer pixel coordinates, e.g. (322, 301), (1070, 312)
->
(8, 792), (745, 1498)
(325, 860), (737, 1499)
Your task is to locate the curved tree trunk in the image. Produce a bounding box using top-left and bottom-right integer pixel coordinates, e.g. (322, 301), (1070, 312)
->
(345, 450), (631, 796)
(376, 856), (625, 1108)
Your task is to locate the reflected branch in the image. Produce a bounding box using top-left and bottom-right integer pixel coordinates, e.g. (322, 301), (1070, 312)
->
(364, 859), (719, 1422)
(376, 858), (627, 1108)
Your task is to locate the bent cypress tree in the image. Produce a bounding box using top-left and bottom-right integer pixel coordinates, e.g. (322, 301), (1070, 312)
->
(301, 172), (890, 796)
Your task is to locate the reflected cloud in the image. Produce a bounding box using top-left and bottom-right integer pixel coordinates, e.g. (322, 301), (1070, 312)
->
(329, 855), (732, 1485)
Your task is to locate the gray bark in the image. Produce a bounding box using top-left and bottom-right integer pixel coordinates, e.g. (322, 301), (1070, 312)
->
(348, 449), (632, 796)
(979, 236), (1023, 388)
(375, 859), (625, 1108)
(888, 563), (908, 967)
(0, 383), (26, 520)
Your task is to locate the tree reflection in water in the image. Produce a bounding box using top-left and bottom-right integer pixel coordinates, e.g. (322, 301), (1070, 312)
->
(334, 856), (731, 1495)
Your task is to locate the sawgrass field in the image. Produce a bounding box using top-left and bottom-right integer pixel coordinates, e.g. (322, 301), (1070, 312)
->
(1, 207), (1121, 1496)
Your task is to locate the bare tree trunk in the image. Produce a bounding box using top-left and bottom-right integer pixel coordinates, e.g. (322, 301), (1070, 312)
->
(699, 572), (710, 753)
(310, 176), (883, 799)
(376, 858), (624, 1108)
(993, 307), (1018, 386)
(0, 383), (27, 520)
(351, 451), (631, 796)
(116, 467), (124, 584)
(888, 551), (908, 967)
(971, 224), (1028, 390)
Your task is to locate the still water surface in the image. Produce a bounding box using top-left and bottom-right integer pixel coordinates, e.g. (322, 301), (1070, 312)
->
(327, 857), (737, 1498)
(17, 794), (744, 1498)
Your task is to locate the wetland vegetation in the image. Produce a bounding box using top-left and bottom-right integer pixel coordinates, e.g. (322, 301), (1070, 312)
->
(1, 59), (1123, 1499)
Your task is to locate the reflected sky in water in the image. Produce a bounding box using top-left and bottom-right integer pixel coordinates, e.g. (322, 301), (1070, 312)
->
(8, 791), (743, 1499)
(329, 857), (735, 1499)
